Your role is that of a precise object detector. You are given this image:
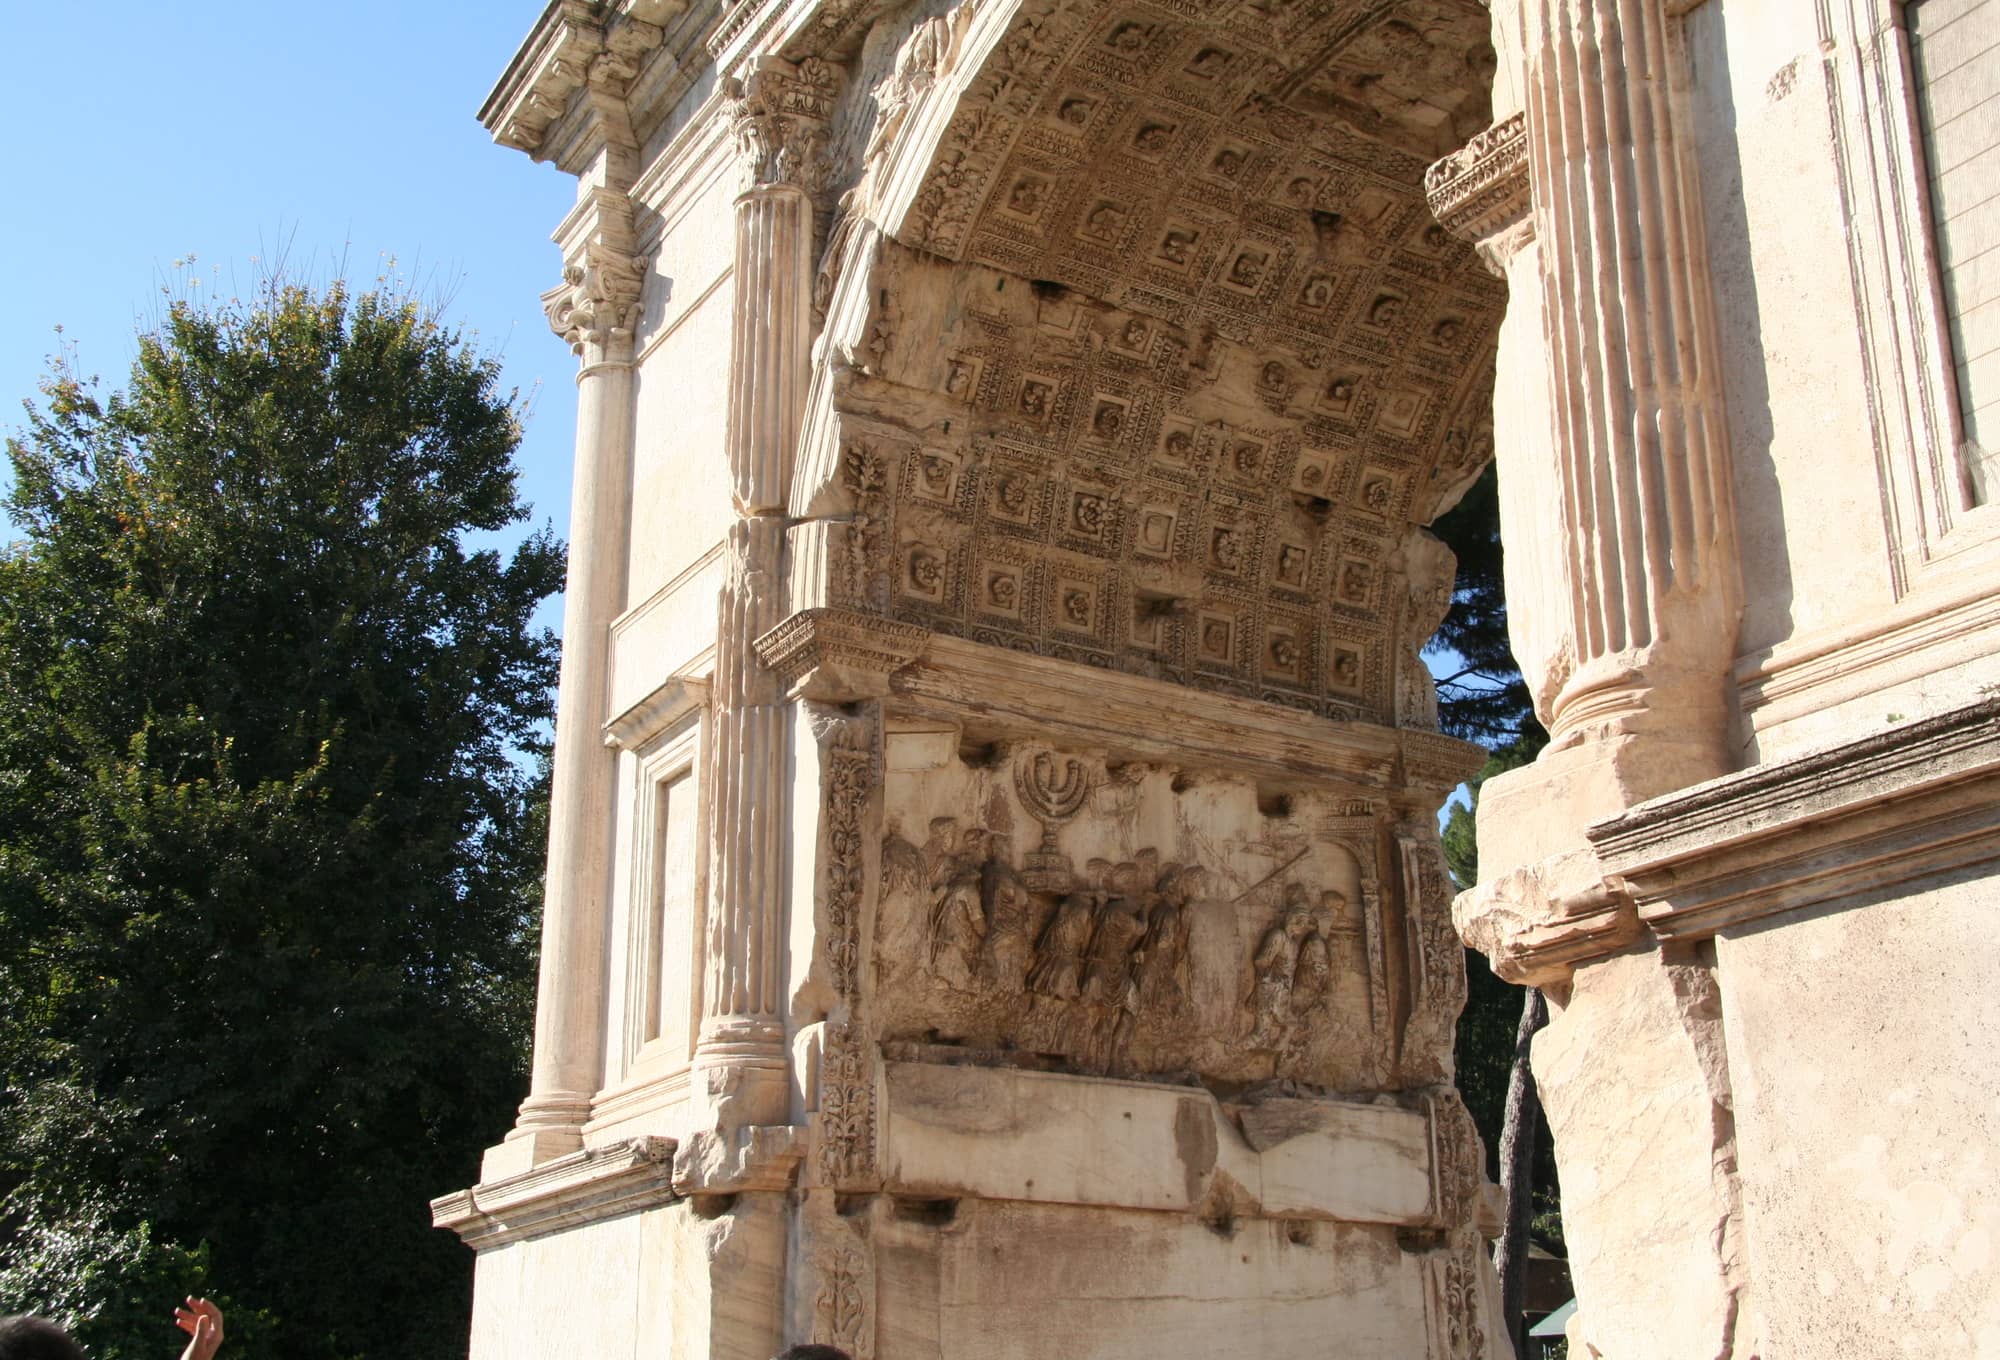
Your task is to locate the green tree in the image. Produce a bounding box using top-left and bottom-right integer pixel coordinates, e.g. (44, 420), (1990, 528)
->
(1429, 466), (1536, 749)
(1431, 465), (1549, 1166)
(1430, 466), (1565, 1341)
(0, 280), (562, 1360)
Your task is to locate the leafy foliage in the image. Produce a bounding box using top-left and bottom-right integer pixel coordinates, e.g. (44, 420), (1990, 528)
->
(1428, 467), (1561, 1232)
(0, 282), (561, 1360)
(1428, 466), (1536, 748)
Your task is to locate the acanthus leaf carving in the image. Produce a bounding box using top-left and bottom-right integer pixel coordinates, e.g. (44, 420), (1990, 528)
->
(822, 726), (875, 1002)
(731, 55), (845, 193)
(540, 191), (646, 356)
(812, 1240), (872, 1358)
(1425, 1086), (1484, 1233)
(817, 1021), (878, 1186)
(1440, 1242), (1490, 1359)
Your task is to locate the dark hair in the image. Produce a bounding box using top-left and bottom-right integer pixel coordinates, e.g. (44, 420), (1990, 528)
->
(773, 1347), (852, 1360)
(0, 1316), (87, 1360)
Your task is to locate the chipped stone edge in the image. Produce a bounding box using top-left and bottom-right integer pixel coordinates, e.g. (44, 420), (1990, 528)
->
(432, 1136), (680, 1251)
(1591, 696), (2000, 939)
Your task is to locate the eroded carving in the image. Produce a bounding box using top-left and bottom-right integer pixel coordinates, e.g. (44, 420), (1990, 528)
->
(1423, 111), (1530, 249)
(1399, 827), (1466, 1086)
(818, 1021), (878, 1185)
(877, 744), (1390, 1085)
(733, 55), (844, 191)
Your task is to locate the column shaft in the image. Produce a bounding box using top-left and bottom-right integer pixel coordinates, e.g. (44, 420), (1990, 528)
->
(503, 209), (647, 1162)
(520, 347), (636, 1136)
(693, 164), (817, 1131)
(1522, 0), (1740, 759)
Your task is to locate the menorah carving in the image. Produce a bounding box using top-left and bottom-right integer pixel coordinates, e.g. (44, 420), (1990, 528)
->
(1014, 750), (1091, 893)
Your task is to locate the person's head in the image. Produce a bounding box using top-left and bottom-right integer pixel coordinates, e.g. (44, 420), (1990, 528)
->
(0, 1316), (87, 1360)
(772, 1347), (851, 1360)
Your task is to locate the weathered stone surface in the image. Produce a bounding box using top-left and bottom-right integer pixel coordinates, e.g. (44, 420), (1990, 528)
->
(444, 1), (1511, 1353)
(879, 1062), (1434, 1225)
(1533, 950), (1748, 1360)
(446, 0), (2000, 1353)
(1715, 878), (2000, 1358)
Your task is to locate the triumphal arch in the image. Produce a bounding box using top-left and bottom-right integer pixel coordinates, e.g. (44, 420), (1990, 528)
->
(436, 0), (2000, 1355)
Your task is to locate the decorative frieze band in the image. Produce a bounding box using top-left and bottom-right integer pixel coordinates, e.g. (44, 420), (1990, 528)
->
(754, 607), (932, 700)
(1424, 113), (1530, 246)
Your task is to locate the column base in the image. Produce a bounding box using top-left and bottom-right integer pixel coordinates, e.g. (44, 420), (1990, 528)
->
(481, 1089), (594, 1179)
(692, 1016), (791, 1132)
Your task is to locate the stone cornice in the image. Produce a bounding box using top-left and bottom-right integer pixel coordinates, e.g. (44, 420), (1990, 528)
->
(754, 607), (931, 700)
(481, 1), (601, 157)
(1452, 845), (1641, 989)
(1424, 113), (1531, 269)
(1590, 697), (2000, 940)
(603, 674), (711, 750)
(481, 0), (687, 166)
(708, 0), (886, 72)
(431, 1136), (678, 1250)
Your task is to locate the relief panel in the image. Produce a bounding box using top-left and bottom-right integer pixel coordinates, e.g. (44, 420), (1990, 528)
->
(871, 738), (1397, 1089)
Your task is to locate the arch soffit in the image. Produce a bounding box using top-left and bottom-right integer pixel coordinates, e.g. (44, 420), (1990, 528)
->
(806, 0), (1505, 727)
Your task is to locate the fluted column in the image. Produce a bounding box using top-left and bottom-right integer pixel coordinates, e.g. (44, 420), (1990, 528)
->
(509, 190), (647, 1160)
(1436, 0), (1741, 800)
(692, 55), (839, 1131)
(1526, 0), (1740, 767)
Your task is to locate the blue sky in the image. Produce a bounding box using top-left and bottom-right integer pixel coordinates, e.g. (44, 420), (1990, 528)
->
(0, 2), (1488, 795)
(1, 2), (579, 627)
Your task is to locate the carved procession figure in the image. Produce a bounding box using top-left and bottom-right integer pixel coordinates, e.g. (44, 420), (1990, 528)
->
(1027, 857), (1108, 1000)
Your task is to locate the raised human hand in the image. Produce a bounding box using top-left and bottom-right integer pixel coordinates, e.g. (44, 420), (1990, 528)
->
(173, 1297), (224, 1360)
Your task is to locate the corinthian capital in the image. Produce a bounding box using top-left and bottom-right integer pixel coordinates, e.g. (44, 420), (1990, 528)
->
(542, 188), (646, 357)
(730, 55), (843, 193)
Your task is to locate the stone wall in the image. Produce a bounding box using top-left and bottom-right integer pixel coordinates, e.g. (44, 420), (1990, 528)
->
(438, 0), (1516, 1355)
(439, 0), (2000, 1356)
(1447, 0), (2000, 1354)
